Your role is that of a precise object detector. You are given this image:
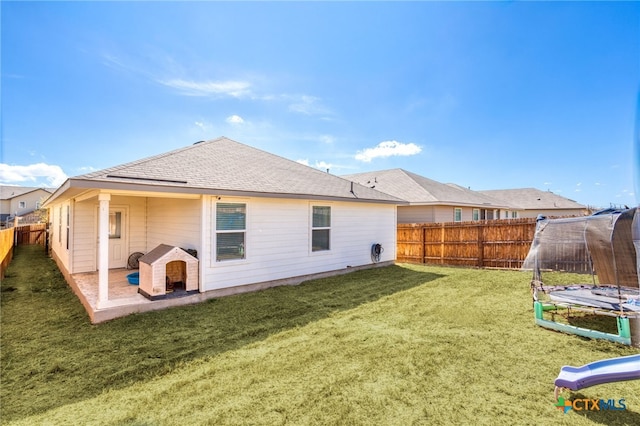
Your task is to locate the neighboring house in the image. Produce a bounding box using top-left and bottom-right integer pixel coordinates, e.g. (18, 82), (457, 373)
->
(343, 169), (510, 224)
(478, 188), (588, 219)
(43, 137), (403, 310)
(0, 186), (52, 226)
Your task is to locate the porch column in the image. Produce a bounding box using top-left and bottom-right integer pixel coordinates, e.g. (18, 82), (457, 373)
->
(97, 193), (110, 308)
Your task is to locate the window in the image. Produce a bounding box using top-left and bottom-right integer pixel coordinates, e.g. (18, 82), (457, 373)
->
(454, 208), (462, 222)
(216, 203), (246, 261)
(58, 206), (62, 243)
(18, 201), (26, 209)
(312, 206), (331, 251)
(511, 211), (518, 219)
(472, 209), (480, 221)
(109, 212), (122, 239)
(66, 206), (70, 250)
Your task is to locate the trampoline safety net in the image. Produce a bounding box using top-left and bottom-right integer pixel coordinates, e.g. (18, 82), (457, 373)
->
(521, 207), (640, 289)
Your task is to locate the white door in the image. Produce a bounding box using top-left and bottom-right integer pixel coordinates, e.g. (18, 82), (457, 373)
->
(108, 208), (128, 268)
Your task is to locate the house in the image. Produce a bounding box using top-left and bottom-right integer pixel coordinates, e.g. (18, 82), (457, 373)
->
(43, 137), (403, 322)
(0, 186), (52, 227)
(478, 188), (588, 219)
(342, 169), (510, 224)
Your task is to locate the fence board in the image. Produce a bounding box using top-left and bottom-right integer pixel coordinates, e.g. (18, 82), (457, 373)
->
(398, 218), (538, 269)
(15, 223), (48, 246)
(0, 227), (15, 278)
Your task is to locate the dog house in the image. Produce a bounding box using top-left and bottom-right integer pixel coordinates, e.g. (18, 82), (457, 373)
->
(138, 244), (199, 300)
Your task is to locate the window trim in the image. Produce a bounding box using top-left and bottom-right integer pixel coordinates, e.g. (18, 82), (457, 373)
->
(454, 207), (462, 222)
(18, 201), (26, 209)
(214, 201), (248, 263)
(472, 208), (480, 221)
(311, 204), (331, 253)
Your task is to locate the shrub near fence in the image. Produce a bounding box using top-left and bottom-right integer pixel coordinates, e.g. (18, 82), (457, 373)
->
(397, 218), (538, 269)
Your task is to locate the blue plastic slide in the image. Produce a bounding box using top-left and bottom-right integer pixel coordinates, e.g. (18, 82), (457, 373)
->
(554, 354), (640, 400)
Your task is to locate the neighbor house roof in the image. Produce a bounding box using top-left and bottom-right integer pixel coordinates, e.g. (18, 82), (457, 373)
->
(342, 169), (509, 208)
(0, 186), (52, 200)
(478, 188), (586, 211)
(45, 137), (404, 205)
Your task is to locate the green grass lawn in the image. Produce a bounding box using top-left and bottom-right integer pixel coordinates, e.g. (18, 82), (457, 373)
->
(1, 245), (639, 425)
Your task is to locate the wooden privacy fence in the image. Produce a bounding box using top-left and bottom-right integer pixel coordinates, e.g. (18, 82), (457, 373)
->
(397, 218), (538, 269)
(1, 227), (15, 278)
(0, 224), (47, 278)
(14, 223), (48, 246)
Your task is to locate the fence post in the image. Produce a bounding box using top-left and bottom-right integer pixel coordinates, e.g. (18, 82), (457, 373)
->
(440, 223), (445, 265)
(421, 226), (426, 264)
(477, 222), (484, 267)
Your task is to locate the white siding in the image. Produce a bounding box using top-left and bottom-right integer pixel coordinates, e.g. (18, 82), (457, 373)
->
(72, 201), (96, 273)
(49, 201), (71, 271)
(147, 197), (200, 253)
(109, 196), (147, 256)
(201, 196), (396, 291)
(70, 196), (148, 273)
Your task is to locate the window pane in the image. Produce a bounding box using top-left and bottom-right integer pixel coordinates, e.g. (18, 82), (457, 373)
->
(217, 232), (245, 261)
(217, 203), (246, 230)
(312, 229), (330, 252)
(454, 208), (462, 222)
(312, 206), (330, 227)
(109, 212), (121, 239)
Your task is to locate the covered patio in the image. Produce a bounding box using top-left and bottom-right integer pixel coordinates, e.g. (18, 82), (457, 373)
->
(68, 269), (211, 323)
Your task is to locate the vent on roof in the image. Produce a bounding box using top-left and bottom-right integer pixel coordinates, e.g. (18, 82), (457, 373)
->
(194, 140), (205, 144)
(106, 174), (188, 184)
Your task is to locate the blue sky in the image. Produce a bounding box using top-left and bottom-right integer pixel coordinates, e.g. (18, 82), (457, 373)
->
(1, 1), (639, 209)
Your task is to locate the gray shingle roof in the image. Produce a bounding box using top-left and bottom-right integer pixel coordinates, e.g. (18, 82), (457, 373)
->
(342, 169), (508, 207)
(61, 137), (403, 203)
(0, 186), (52, 200)
(478, 188), (586, 210)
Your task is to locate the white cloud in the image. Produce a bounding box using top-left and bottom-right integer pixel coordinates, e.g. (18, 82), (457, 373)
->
(315, 161), (333, 171)
(355, 140), (422, 163)
(288, 95), (331, 116)
(296, 159), (333, 172)
(0, 163), (68, 187)
(226, 115), (245, 125)
(158, 79), (252, 98)
(319, 135), (335, 144)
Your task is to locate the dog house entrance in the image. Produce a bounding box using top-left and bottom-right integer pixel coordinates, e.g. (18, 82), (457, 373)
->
(165, 260), (186, 293)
